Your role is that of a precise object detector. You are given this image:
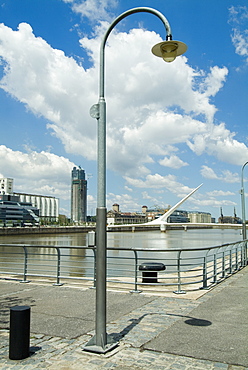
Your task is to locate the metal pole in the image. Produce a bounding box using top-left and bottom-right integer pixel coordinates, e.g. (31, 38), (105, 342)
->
(54, 247), (63, 286)
(241, 162), (248, 265)
(20, 246), (29, 283)
(173, 250), (185, 294)
(85, 7), (174, 354)
(241, 161), (248, 241)
(130, 250), (142, 293)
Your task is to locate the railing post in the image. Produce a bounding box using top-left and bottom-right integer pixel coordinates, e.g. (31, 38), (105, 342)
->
(212, 251), (217, 284)
(174, 250), (185, 294)
(53, 247), (63, 286)
(202, 254), (208, 289)
(20, 246), (29, 283)
(93, 248), (97, 288)
(245, 240), (248, 265)
(229, 247), (233, 274)
(235, 244), (239, 270)
(242, 240), (247, 266)
(222, 250), (225, 278)
(130, 250), (141, 293)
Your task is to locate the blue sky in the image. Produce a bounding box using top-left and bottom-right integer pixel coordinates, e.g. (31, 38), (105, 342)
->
(0, 0), (247, 220)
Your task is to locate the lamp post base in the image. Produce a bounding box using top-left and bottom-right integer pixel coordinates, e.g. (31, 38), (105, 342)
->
(83, 334), (118, 354)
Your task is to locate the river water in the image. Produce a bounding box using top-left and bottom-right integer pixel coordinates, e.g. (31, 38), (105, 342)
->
(0, 228), (243, 279)
(0, 228), (242, 249)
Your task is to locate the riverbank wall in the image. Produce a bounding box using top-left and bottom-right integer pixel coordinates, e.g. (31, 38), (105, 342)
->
(0, 223), (242, 236)
(0, 225), (96, 236)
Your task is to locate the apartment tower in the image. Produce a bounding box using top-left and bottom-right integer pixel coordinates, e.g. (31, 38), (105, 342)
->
(71, 166), (87, 223)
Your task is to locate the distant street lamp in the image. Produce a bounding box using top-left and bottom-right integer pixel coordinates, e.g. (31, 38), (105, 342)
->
(85, 7), (187, 354)
(241, 161), (248, 241)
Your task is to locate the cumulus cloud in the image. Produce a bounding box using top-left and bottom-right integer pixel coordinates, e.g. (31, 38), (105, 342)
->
(107, 192), (139, 211)
(199, 66), (228, 98)
(187, 123), (248, 165)
(0, 145), (74, 199)
(201, 165), (240, 183)
(124, 173), (199, 199)
(192, 198), (236, 208)
(63, 0), (118, 22)
(200, 166), (219, 180)
(0, 20), (247, 183)
(229, 5), (248, 63)
(159, 155), (188, 169)
(207, 190), (235, 196)
(0, 4), (246, 221)
(0, 22), (98, 161)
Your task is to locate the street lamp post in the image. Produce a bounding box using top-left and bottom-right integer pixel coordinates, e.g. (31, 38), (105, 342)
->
(84, 7), (187, 354)
(241, 161), (248, 241)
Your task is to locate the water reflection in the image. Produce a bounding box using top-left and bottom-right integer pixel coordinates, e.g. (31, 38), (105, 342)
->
(108, 229), (241, 250)
(0, 229), (242, 278)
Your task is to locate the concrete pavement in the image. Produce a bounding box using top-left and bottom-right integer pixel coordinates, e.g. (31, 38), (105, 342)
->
(0, 266), (247, 369)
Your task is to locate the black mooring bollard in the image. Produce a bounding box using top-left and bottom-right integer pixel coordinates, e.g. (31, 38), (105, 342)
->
(9, 305), (30, 360)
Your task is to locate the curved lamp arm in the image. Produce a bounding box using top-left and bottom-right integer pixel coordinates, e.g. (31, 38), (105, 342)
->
(92, 7), (187, 207)
(99, 7), (172, 98)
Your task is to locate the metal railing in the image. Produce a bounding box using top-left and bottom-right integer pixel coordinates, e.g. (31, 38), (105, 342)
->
(0, 240), (247, 293)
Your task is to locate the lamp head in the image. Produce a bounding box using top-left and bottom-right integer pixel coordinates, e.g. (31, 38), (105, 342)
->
(152, 40), (187, 62)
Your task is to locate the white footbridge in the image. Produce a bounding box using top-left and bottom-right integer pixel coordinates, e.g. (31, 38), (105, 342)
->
(107, 184), (242, 231)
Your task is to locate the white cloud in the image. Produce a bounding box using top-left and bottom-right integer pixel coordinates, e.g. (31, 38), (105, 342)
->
(201, 165), (240, 183)
(0, 145), (74, 200)
(192, 198), (236, 208)
(0, 21), (247, 181)
(64, 0), (118, 22)
(107, 192), (139, 211)
(188, 123), (248, 165)
(229, 6), (248, 63)
(200, 165), (219, 180)
(200, 66), (228, 98)
(141, 191), (165, 208)
(207, 190), (235, 197)
(0, 22), (98, 161)
(124, 186), (133, 192)
(232, 29), (248, 60)
(142, 191), (153, 200)
(159, 155), (188, 169)
(125, 173), (198, 199)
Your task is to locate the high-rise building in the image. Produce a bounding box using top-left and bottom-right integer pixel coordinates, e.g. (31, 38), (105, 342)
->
(71, 166), (87, 223)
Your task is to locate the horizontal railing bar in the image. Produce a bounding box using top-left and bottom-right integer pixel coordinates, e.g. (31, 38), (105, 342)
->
(0, 240), (247, 293)
(1, 239), (247, 252)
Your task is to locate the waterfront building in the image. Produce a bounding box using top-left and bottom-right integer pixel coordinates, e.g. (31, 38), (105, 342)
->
(0, 194), (39, 226)
(188, 211), (212, 223)
(145, 207), (167, 222)
(144, 205), (213, 224)
(168, 210), (189, 223)
(71, 166), (87, 223)
(0, 177), (59, 223)
(107, 203), (215, 226)
(145, 207), (189, 223)
(14, 193), (59, 223)
(107, 204), (147, 225)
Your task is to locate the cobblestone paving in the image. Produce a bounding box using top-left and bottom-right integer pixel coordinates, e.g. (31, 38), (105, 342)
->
(1, 290), (247, 370)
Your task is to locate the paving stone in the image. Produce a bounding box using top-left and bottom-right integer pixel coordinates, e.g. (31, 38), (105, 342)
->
(0, 269), (247, 369)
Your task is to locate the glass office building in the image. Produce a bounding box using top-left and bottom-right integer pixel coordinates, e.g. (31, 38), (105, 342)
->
(71, 167), (87, 223)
